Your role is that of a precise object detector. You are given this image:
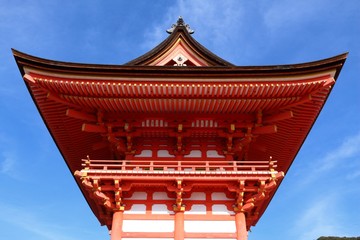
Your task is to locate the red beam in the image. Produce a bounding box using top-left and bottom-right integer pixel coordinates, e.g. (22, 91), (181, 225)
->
(66, 108), (97, 122)
(263, 111), (293, 124)
(92, 141), (109, 151)
(23, 74), (36, 84)
(323, 77), (335, 88)
(82, 123), (107, 133)
(253, 125), (277, 134)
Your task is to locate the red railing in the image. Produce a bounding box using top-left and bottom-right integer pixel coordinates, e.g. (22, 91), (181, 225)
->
(81, 158), (277, 173)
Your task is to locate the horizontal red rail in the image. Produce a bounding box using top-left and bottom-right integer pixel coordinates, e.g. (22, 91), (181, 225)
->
(81, 159), (277, 173)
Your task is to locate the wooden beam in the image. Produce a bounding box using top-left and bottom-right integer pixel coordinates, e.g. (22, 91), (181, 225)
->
(66, 108), (97, 122)
(253, 125), (277, 134)
(46, 92), (78, 108)
(323, 77), (335, 88)
(92, 141), (109, 151)
(263, 111), (293, 124)
(23, 74), (35, 84)
(82, 123), (107, 133)
(280, 94), (312, 109)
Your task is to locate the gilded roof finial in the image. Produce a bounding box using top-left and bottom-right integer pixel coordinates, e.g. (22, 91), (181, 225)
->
(166, 16), (194, 34)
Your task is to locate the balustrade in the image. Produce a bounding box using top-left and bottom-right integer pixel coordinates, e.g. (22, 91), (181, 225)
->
(81, 158), (277, 175)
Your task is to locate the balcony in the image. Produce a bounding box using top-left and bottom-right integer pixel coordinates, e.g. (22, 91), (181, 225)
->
(77, 158), (279, 181)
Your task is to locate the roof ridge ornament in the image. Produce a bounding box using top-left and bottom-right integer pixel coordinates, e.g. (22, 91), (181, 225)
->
(166, 16), (195, 34)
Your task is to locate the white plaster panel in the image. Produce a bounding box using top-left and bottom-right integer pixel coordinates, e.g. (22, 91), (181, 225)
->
(135, 149), (152, 157)
(127, 192), (147, 200)
(207, 150), (224, 158)
(153, 192), (173, 200)
(185, 204), (206, 215)
(125, 204), (146, 214)
(123, 220), (174, 232)
(212, 204), (233, 215)
(184, 220), (235, 233)
(211, 192), (232, 200)
(184, 150), (201, 158)
(123, 239), (173, 240)
(152, 204), (174, 214)
(187, 192), (206, 200)
(186, 239), (233, 240)
(157, 150), (174, 157)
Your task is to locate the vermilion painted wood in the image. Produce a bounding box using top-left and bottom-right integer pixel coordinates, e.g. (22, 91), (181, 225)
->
(13, 18), (347, 239)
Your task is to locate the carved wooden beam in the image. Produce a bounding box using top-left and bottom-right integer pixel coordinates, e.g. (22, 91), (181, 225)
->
(82, 123), (107, 133)
(23, 74), (36, 84)
(66, 108), (97, 122)
(263, 111), (293, 124)
(253, 124), (277, 135)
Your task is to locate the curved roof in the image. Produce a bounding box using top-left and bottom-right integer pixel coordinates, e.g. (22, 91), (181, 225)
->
(13, 21), (347, 228)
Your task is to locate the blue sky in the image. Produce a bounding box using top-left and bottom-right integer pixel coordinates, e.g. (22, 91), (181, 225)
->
(1, 0), (359, 239)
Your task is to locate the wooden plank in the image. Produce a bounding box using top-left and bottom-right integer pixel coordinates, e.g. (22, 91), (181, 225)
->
(66, 108), (97, 122)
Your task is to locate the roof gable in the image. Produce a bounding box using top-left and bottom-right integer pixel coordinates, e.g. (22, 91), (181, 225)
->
(126, 17), (234, 66)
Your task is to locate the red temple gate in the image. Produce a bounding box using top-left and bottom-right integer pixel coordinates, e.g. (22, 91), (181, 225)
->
(14, 17), (347, 240)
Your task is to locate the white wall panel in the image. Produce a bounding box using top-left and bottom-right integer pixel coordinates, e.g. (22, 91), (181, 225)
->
(207, 150), (224, 158)
(157, 150), (174, 157)
(211, 192), (232, 200)
(152, 204), (174, 214)
(212, 204), (233, 215)
(123, 220), (174, 232)
(153, 192), (173, 200)
(125, 204), (146, 214)
(187, 192), (206, 200)
(185, 239), (234, 240)
(123, 239), (173, 240)
(185, 204), (206, 215)
(126, 192), (147, 200)
(184, 220), (235, 233)
(135, 149), (152, 157)
(185, 150), (201, 157)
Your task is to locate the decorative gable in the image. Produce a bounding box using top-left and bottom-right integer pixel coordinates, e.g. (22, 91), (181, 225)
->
(126, 17), (234, 67)
(150, 38), (209, 66)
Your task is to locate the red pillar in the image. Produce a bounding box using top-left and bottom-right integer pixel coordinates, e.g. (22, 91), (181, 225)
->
(110, 211), (124, 240)
(235, 211), (248, 240)
(174, 210), (185, 240)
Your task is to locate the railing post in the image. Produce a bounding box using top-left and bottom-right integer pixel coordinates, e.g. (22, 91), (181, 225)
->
(121, 160), (126, 171)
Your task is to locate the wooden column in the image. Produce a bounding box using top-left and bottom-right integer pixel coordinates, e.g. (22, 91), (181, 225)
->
(110, 211), (124, 240)
(174, 210), (185, 240)
(235, 211), (247, 240)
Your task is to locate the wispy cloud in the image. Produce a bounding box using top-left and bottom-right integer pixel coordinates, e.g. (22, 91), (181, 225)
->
(315, 132), (360, 171)
(0, 151), (20, 180)
(346, 167), (360, 180)
(292, 194), (346, 240)
(0, 134), (22, 180)
(263, 0), (336, 32)
(298, 131), (360, 186)
(0, 202), (79, 240)
(141, 0), (246, 61)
